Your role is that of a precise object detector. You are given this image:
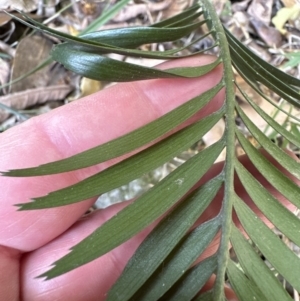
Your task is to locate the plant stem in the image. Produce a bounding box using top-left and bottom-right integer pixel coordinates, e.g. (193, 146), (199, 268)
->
(201, 0), (236, 300)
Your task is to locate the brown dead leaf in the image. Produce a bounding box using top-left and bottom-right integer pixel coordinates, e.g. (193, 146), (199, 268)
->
(237, 102), (270, 133)
(230, 11), (251, 40)
(247, 0), (273, 24)
(232, 0), (251, 13)
(235, 74), (267, 107)
(80, 1), (99, 15)
(161, 0), (191, 20)
(212, 0), (227, 16)
(247, 40), (272, 61)
(0, 0), (37, 12)
(0, 40), (15, 57)
(113, 0), (172, 22)
(0, 12), (11, 26)
(250, 18), (282, 47)
(239, 98), (299, 137)
(0, 85), (73, 122)
(281, 0), (298, 8)
(0, 58), (10, 94)
(10, 35), (53, 93)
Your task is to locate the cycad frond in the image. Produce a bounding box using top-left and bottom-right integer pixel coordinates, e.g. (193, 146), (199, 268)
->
(4, 1), (300, 300)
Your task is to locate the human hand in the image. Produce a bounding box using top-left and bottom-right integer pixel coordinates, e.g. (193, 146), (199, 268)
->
(0, 55), (295, 300)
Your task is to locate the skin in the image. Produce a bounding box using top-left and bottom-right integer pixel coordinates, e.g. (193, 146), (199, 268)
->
(0, 55), (297, 301)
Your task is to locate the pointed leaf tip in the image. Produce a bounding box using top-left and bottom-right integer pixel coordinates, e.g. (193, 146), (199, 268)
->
(15, 204), (23, 211)
(15, 198), (42, 211)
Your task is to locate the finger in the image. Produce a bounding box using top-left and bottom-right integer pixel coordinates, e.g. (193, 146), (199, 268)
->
(21, 152), (298, 301)
(0, 246), (20, 301)
(0, 55), (224, 252)
(21, 202), (144, 301)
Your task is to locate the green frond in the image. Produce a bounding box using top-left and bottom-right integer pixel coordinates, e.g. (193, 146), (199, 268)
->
(160, 255), (217, 300)
(108, 178), (222, 300)
(233, 195), (300, 291)
(230, 225), (293, 301)
(235, 160), (300, 246)
(17, 108), (224, 209)
(5, 82), (224, 177)
(39, 140), (225, 279)
(227, 259), (268, 301)
(5, 1), (300, 300)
